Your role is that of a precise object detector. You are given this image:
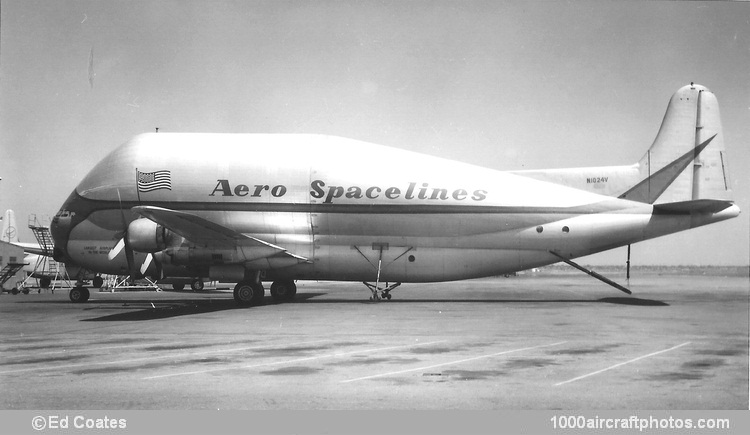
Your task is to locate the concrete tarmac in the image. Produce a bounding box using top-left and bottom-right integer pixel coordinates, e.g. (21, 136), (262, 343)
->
(1, 271), (747, 410)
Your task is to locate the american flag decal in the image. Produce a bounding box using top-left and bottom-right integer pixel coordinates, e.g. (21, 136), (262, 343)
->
(137, 169), (172, 193)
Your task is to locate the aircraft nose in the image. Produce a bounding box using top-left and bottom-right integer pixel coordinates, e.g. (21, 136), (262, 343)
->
(51, 211), (72, 262)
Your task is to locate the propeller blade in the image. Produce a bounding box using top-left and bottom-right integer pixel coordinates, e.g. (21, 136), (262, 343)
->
(116, 189), (138, 279)
(108, 238), (125, 260)
(124, 237), (136, 278)
(140, 253), (153, 276)
(153, 252), (165, 280)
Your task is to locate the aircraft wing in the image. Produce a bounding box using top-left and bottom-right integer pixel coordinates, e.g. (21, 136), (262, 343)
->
(132, 206), (308, 261)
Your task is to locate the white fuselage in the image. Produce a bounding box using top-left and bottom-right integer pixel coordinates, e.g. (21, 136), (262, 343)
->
(52, 134), (739, 283)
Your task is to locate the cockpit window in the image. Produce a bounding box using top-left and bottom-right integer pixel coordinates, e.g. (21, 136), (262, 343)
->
(55, 210), (74, 218)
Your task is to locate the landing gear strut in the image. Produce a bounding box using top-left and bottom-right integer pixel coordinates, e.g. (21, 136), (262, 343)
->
(363, 281), (401, 301)
(353, 243), (412, 301)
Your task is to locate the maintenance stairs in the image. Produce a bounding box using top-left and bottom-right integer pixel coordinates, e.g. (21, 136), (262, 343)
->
(26, 215), (69, 289)
(1, 263), (27, 293)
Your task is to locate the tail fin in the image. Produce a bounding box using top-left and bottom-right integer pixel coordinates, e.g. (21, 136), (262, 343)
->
(1, 210), (19, 243)
(619, 84), (733, 204)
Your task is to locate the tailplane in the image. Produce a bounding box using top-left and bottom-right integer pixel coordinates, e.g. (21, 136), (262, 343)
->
(619, 84), (732, 204)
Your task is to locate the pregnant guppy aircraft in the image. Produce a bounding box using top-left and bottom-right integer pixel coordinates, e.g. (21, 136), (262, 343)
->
(51, 84), (739, 305)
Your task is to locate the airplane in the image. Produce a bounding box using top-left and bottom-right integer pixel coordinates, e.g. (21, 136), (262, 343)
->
(50, 83), (739, 304)
(2, 210), (41, 254)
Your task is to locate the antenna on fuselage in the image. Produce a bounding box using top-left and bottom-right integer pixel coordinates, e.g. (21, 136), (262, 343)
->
(155, 127), (159, 133)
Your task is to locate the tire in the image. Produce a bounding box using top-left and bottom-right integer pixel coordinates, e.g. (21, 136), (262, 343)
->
(233, 282), (255, 307)
(69, 287), (90, 303)
(92, 276), (104, 288)
(270, 280), (297, 302)
(191, 279), (204, 291)
(40, 277), (51, 288)
(233, 281), (264, 306)
(172, 283), (185, 291)
(251, 282), (265, 304)
(11, 288), (19, 295)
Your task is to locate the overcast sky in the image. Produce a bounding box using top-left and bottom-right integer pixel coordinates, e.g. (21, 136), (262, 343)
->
(1, 1), (748, 266)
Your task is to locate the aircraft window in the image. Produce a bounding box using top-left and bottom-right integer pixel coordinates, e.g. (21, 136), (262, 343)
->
(562, 226), (570, 233)
(536, 226), (543, 233)
(408, 255), (416, 262)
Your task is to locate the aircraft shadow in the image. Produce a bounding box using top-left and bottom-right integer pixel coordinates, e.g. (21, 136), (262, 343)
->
(300, 297), (669, 306)
(79, 293), (327, 321)
(77, 293), (667, 322)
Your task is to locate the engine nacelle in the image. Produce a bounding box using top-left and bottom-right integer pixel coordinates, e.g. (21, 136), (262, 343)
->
(163, 247), (241, 265)
(127, 219), (172, 253)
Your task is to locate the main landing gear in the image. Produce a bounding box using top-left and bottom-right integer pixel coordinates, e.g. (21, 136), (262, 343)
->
(270, 279), (297, 302)
(233, 279), (298, 307)
(233, 281), (264, 307)
(69, 286), (90, 303)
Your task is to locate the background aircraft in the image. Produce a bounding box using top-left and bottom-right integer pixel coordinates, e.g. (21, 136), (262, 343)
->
(2, 209), (98, 289)
(51, 84), (738, 304)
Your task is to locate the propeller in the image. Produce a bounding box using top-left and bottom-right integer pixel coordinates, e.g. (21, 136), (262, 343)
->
(107, 191), (168, 281)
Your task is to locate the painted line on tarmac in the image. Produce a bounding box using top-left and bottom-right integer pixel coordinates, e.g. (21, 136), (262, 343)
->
(143, 340), (447, 380)
(0, 339), (332, 375)
(341, 341), (568, 383)
(554, 342), (691, 386)
(1, 343), (157, 360)
(1, 337), (277, 360)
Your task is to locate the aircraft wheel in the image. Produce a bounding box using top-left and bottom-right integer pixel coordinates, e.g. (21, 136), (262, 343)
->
(22, 288), (30, 295)
(172, 283), (185, 291)
(92, 276), (104, 288)
(69, 286), (90, 303)
(234, 281), (263, 307)
(251, 282), (265, 304)
(11, 287), (19, 295)
(191, 279), (204, 291)
(270, 280), (297, 302)
(40, 277), (51, 288)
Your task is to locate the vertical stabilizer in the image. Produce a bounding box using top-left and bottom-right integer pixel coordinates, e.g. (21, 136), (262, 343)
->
(619, 84), (732, 204)
(2, 210), (19, 243)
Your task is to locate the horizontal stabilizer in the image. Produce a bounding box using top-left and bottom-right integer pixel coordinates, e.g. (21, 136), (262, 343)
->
(10, 241), (46, 256)
(652, 199), (736, 215)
